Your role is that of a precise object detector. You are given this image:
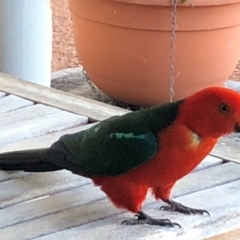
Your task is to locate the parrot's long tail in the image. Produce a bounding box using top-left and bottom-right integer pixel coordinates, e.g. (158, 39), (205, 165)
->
(0, 149), (64, 172)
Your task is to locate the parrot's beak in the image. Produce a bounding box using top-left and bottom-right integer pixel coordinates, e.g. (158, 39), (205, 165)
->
(234, 122), (240, 133)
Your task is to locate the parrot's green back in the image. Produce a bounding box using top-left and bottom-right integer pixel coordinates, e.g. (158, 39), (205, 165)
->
(50, 100), (183, 177)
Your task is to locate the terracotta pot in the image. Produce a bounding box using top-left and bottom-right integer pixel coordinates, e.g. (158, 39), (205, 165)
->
(68, 0), (240, 106)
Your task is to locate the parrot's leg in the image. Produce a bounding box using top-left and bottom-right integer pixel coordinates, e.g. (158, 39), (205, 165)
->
(160, 199), (210, 216)
(121, 211), (181, 228)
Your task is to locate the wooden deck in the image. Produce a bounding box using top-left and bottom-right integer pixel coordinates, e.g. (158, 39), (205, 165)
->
(0, 72), (240, 240)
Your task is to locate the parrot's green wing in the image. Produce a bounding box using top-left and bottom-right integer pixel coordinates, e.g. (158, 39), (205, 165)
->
(50, 100), (183, 177)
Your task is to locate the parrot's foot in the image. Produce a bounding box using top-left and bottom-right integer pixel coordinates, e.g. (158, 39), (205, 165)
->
(160, 199), (210, 216)
(121, 211), (181, 228)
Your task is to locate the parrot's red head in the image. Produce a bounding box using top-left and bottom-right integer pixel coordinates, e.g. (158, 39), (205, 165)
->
(178, 87), (240, 138)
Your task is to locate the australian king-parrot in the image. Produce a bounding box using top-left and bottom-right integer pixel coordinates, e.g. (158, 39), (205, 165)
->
(0, 86), (240, 228)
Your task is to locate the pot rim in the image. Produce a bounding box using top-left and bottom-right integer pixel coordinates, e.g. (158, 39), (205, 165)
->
(114, 0), (240, 6)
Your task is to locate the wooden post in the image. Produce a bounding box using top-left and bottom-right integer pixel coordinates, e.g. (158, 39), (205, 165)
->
(0, 0), (52, 86)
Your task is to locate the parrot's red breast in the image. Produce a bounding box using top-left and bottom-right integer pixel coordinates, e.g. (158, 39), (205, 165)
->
(93, 122), (217, 212)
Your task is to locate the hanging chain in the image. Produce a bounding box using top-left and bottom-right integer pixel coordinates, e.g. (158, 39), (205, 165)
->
(81, 67), (105, 102)
(81, 58), (147, 109)
(169, 0), (178, 102)
(81, 63), (142, 109)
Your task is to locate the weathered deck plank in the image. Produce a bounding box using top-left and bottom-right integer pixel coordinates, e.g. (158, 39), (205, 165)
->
(0, 72), (129, 122)
(33, 180), (240, 240)
(0, 91), (6, 98)
(0, 171), (90, 209)
(0, 171), (29, 183)
(211, 137), (240, 164)
(0, 184), (104, 229)
(0, 95), (33, 114)
(194, 155), (223, 172)
(0, 162), (239, 239)
(0, 123), (96, 153)
(0, 111), (88, 146)
(0, 104), (61, 128)
(173, 162), (240, 198)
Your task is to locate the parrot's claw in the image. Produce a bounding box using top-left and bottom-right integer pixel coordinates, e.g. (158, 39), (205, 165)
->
(160, 200), (210, 216)
(121, 211), (181, 228)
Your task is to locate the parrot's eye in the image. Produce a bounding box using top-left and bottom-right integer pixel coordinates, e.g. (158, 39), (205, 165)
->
(219, 103), (230, 113)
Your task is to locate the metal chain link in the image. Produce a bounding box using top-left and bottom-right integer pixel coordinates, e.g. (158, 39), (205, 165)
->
(81, 64), (141, 109)
(169, 0), (178, 102)
(80, 61), (115, 103)
(81, 67), (105, 102)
